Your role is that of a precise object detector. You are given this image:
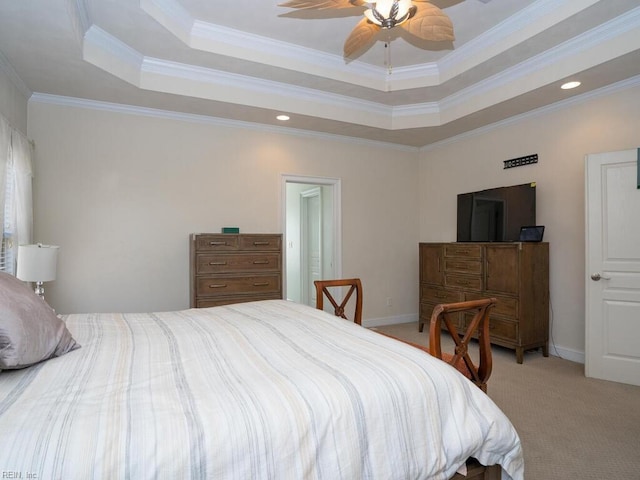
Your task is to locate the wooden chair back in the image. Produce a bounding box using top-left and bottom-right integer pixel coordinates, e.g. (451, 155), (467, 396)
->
(314, 278), (363, 325)
(429, 298), (497, 392)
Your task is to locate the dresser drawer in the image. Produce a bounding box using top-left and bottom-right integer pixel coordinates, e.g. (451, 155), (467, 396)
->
(196, 235), (240, 251)
(488, 316), (518, 342)
(464, 314), (518, 342)
(196, 274), (281, 297)
(445, 274), (482, 291)
(238, 235), (282, 252)
(421, 286), (462, 304)
(465, 292), (519, 319)
(196, 253), (281, 274)
(444, 258), (481, 275)
(444, 244), (482, 259)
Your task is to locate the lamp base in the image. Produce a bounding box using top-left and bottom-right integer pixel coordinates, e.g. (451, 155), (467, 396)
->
(34, 281), (45, 300)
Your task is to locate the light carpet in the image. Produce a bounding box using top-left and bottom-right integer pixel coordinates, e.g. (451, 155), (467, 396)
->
(373, 322), (640, 480)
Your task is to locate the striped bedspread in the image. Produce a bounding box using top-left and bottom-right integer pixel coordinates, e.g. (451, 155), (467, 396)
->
(0, 300), (523, 479)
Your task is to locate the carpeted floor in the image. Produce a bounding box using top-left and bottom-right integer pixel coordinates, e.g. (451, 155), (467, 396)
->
(373, 322), (640, 480)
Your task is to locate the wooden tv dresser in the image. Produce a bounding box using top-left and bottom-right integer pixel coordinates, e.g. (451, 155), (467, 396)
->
(419, 242), (549, 363)
(190, 233), (283, 308)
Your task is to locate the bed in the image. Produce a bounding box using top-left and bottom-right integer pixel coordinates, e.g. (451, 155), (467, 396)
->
(0, 272), (523, 479)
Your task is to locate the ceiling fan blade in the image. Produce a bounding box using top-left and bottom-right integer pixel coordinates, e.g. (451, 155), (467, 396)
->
(401, 2), (454, 42)
(278, 0), (365, 9)
(344, 18), (381, 57)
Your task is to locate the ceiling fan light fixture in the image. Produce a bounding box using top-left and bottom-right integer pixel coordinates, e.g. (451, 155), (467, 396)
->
(364, 0), (413, 29)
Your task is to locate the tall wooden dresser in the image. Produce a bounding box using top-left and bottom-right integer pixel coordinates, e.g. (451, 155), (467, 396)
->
(419, 242), (549, 363)
(190, 233), (283, 308)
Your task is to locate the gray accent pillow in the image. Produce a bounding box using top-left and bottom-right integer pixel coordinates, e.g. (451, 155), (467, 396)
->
(0, 271), (80, 370)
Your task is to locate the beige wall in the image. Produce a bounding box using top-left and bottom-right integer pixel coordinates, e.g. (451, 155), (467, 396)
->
(419, 81), (640, 360)
(27, 101), (420, 319)
(5, 64), (640, 358)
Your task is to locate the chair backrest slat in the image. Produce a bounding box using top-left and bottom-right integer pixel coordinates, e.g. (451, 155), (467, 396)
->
(314, 278), (363, 325)
(429, 298), (497, 392)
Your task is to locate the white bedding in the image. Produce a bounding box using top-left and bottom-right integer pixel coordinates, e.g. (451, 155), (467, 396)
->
(0, 300), (523, 479)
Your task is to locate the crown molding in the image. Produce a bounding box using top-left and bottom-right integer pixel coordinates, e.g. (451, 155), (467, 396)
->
(437, 0), (601, 81)
(25, 74), (640, 153)
(81, 6), (640, 132)
(421, 74), (640, 152)
(139, 0), (193, 44)
(140, 0), (607, 92)
(84, 26), (143, 85)
(66, 0), (92, 44)
(28, 93), (418, 152)
(440, 8), (640, 121)
(0, 51), (32, 100)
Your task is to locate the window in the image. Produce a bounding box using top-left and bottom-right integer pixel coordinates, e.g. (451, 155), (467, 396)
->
(0, 115), (32, 274)
(1, 155), (16, 272)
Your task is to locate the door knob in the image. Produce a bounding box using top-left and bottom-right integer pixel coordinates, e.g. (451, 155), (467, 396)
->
(590, 273), (611, 281)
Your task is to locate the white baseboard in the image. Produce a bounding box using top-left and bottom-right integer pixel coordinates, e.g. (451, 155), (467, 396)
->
(363, 315), (587, 365)
(549, 344), (585, 364)
(364, 313), (418, 329)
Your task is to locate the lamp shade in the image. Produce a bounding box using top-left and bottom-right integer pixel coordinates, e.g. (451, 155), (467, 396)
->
(16, 244), (59, 282)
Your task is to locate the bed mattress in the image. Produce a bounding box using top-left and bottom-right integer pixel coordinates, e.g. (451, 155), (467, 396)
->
(0, 300), (523, 479)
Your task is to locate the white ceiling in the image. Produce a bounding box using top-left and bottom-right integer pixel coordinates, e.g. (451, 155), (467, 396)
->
(1, 0), (640, 148)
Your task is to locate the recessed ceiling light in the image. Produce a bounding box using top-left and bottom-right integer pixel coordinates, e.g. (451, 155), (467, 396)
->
(561, 81), (581, 90)
(276, 115), (290, 121)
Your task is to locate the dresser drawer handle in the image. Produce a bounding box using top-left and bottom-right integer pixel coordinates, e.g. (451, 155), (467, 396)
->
(209, 261), (227, 266)
(457, 280), (470, 286)
(209, 241), (228, 246)
(253, 282), (270, 287)
(436, 294), (448, 299)
(209, 284), (227, 289)
(253, 241), (270, 246)
(253, 260), (270, 265)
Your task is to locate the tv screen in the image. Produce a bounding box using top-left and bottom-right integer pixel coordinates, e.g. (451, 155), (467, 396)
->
(457, 183), (536, 242)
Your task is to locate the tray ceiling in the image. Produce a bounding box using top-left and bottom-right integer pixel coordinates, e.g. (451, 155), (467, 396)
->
(1, 0), (640, 147)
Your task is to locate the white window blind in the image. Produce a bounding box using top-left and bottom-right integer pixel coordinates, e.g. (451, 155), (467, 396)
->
(0, 115), (32, 275)
(1, 155), (16, 273)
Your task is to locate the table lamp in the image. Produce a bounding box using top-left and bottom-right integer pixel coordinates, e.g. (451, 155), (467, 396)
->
(16, 244), (59, 300)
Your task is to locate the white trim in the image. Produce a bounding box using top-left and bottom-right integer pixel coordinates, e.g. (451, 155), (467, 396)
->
(300, 187), (323, 306)
(280, 175), (342, 302)
(549, 345), (585, 364)
(421, 74), (640, 152)
(78, 4), (640, 130)
(140, 0), (615, 93)
(29, 71), (640, 153)
(364, 313), (418, 329)
(29, 93), (416, 152)
(0, 51), (32, 100)
(364, 315), (586, 364)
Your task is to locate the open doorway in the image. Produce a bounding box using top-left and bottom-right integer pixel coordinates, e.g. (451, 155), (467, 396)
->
(281, 175), (341, 306)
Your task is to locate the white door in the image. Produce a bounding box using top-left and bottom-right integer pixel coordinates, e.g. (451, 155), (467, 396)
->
(301, 188), (322, 306)
(585, 148), (640, 386)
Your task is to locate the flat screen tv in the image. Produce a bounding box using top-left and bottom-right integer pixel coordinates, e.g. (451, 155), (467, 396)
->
(457, 182), (536, 242)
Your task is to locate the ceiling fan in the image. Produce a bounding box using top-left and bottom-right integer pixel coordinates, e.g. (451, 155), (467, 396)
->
(278, 0), (455, 58)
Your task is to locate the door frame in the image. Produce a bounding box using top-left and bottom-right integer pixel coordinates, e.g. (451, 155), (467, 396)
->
(280, 174), (342, 301)
(300, 186), (322, 305)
